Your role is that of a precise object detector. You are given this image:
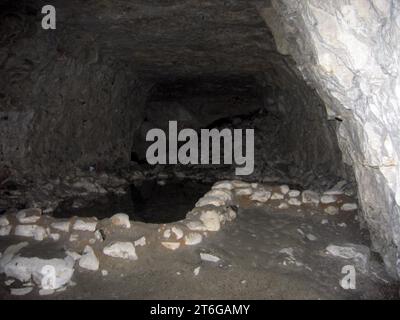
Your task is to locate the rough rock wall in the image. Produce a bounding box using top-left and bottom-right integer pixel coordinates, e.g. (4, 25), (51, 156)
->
(23, 59), (149, 176)
(137, 72), (348, 188)
(256, 67), (349, 188)
(258, 0), (400, 277)
(145, 76), (262, 131)
(0, 5), (150, 178)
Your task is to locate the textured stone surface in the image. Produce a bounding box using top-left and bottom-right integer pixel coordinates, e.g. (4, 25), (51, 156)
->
(326, 244), (371, 274)
(0, 1), (150, 177)
(0, 241), (75, 290)
(51, 221), (70, 233)
(16, 208), (42, 224)
(1, 0), (398, 279)
(49, 0), (278, 76)
(103, 242), (137, 260)
(79, 245), (99, 271)
(0, 0), (346, 188)
(73, 220), (97, 232)
(15, 225), (47, 241)
(259, 0), (400, 277)
(110, 213), (131, 229)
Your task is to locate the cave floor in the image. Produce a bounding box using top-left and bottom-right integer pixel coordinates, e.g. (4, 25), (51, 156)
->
(1, 201), (398, 300)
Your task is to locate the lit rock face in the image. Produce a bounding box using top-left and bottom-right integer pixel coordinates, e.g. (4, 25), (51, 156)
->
(259, 0), (400, 277)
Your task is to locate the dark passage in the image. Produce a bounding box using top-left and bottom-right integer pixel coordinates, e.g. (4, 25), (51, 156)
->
(53, 180), (211, 223)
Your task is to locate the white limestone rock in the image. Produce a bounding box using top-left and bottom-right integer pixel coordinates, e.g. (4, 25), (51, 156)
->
(2, 255), (75, 289)
(325, 190), (345, 196)
(0, 215), (9, 227)
(193, 266), (200, 276)
(51, 221), (70, 233)
(0, 226), (12, 236)
(195, 196), (226, 207)
(324, 206), (339, 216)
(5, 279), (15, 286)
(110, 213), (131, 229)
(161, 242), (180, 250)
(94, 230), (104, 242)
(204, 189), (233, 202)
(185, 220), (208, 232)
(0, 242), (29, 272)
(79, 245), (99, 271)
(134, 236), (146, 247)
(163, 229), (172, 239)
(103, 242), (137, 260)
(16, 208), (42, 224)
(278, 203), (289, 209)
(22, 281), (34, 287)
(301, 190), (320, 204)
(171, 226), (184, 240)
(15, 225), (47, 241)
(326, 244), (370, 273)
(288, 190), (301, 198)
(49, 233), (60, 241)
(212, 181), (234, 191)
(73, 219), (97, 232)
(10, 287), (33, 296)
(234, 187), (253, 196)
(231, 180), (252, 188)
(321, 195), (337, 204)
(199, 210), (221, 232)
(280, 185), (290, 195)
(288, 198), (302, 206)
(184, 232), (203, 246)
(341, 203), (358, 211)
(200, 253), (221, 263)
(39, 289), (55, 296)
(250, 190), (272, 203)
(271, 192), (284, 200)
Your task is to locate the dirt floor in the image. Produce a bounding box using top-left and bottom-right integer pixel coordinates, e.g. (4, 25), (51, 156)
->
(1, 198), (399, 300)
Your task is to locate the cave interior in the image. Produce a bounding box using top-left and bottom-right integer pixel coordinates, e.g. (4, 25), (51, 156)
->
(0, 0), (399, 299)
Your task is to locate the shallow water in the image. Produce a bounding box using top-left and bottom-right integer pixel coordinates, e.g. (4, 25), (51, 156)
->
(53, 179), (211, 223)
